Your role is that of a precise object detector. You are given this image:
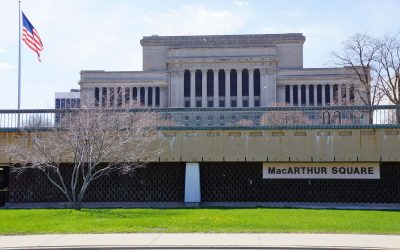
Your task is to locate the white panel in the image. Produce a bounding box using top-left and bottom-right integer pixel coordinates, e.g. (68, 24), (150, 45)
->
(184, 163), (201, 203)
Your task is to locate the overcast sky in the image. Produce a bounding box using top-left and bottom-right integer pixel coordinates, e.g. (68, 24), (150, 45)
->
(1, 0), (400, 109)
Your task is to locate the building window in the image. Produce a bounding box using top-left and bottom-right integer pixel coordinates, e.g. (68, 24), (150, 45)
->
(117, 87), (123, 107)
(55, 99), (60, 109)
(218, 70), (225, 97)
(125, 87), (130, 105)
(132, 87), (137, 102)
(333, 84), (338, 104)
(231, 100), (237, 107)
(196, 100), (201, 107)
(77, 99), (80, 108)
(102, 87), (107, 107)
(156, 87), (160, 106)
(255, 99), (260, 107)
(94, 87), (100, 107)
(208, 101), (213, 107)
(61, 99), (65, 109)
(325, 85), (331, 105)
(71, 98), (76, 108)
(185, 100), (190, 107)
(195, 70), (202, 97)
(148, 87), (153, 106)
(140, 87), (145, 105)
(254, 69), (260, 98)
(184, 70), (190, 97)
(301, 85), (306, 106)
(242, 69), (249, 98)
(243, 100), (249, 107)
(109, 87), (115, 107)
(350, 84), (355, 103)
(317, 84), (322, 106)
(207, 70), (213, 97)
(219, 100), (225, 107)
(293, 85), (298, 106)
(341, 84), (347, 104)
(285, 85), (290, 104)
(309, 85), (314, 105)
(230, 69), (237, 97)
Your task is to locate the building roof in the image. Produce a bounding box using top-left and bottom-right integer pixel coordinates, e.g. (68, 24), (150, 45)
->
(140, 33), (306, 48)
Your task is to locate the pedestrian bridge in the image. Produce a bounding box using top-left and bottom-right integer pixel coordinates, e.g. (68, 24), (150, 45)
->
(1, 105), (400, 206)
(0, 105), (399, 163)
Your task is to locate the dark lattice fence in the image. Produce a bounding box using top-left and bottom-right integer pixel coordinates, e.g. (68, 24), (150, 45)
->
(8, 163), (185, 203)
(201, 162), (400, 203)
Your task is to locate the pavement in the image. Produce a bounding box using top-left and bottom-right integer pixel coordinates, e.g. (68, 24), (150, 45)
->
(1, 233), (400, 249)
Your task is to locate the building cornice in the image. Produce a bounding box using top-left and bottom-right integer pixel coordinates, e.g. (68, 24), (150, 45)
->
(141, 33), (305, 48)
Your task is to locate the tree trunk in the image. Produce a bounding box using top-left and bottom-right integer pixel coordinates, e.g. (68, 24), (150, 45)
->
(369, 110), (374, 124)
(72, 201), (82, 210)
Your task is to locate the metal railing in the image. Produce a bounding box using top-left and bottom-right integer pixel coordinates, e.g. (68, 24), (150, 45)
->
(0, 105), (399, 131)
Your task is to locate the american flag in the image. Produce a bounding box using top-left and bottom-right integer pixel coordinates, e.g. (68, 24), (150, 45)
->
(22, 12), (43, 62)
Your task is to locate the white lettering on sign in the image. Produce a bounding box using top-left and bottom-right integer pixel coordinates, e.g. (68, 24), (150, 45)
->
(262, 163), (380, 179)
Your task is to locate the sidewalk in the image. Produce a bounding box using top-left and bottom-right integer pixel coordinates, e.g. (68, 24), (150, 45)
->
(1, 233), (400, 249)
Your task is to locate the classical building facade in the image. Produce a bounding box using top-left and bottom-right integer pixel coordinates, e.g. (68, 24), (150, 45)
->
(80, 33), (359, 108)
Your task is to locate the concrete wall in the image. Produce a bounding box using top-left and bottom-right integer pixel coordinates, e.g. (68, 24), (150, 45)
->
(1, 128), (399, 164)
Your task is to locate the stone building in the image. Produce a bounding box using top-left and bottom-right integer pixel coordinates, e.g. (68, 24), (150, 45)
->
(79, 33), (359, 108)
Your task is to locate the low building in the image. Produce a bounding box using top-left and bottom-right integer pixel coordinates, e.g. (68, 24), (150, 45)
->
(79, 33), (360, 109)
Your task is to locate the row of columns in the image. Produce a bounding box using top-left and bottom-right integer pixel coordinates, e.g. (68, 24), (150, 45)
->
(171, 68), (276, 108)
(286, 83), (354, 106)
(95, 86), (166, 108)
(188, 68), (260, 108)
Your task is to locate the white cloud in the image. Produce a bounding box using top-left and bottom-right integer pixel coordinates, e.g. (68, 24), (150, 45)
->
(0, 61), (14, 71)
(234, 1), (249, 7)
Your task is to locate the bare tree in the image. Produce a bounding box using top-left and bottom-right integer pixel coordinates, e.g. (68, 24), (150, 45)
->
(332, 33), (386, 124)
(375, 34), (400, 123)
(5, 106), (163, 209)
(332, 33), (384, 106)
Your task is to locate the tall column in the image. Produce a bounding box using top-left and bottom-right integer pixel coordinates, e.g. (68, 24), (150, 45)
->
(249, 68), (254, 107)
(213, 69), (219, 107)
(237, 68), (243, 107)
(160, 87), (166, 107)
(170, 70), (179, 107)
(144, 87), (148, 107)
(202, 69), (207, 107)
(225, 69), (231, 108)
(190, 69), (196, 108)
(297, 85), (301, 106)
(289, 85), (294, 106)
(313, 85), (318, 106)
(260, 68), (268, 106)
(266, 68), (276, 106)
(322, 84), (326, 106)
(330, 84), (334, 106)
(177, 70), (185, 107)
(152, 87), (156, 108)
(305, 84), (309, 106)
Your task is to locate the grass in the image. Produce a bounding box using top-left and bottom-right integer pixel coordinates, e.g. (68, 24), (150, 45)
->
(0, 208), (399, 235)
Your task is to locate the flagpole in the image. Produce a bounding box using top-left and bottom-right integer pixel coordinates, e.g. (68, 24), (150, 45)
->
(17, 0), (21, 127)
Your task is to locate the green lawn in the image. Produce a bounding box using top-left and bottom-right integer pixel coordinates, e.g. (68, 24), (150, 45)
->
(0, 208), (399, 235)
